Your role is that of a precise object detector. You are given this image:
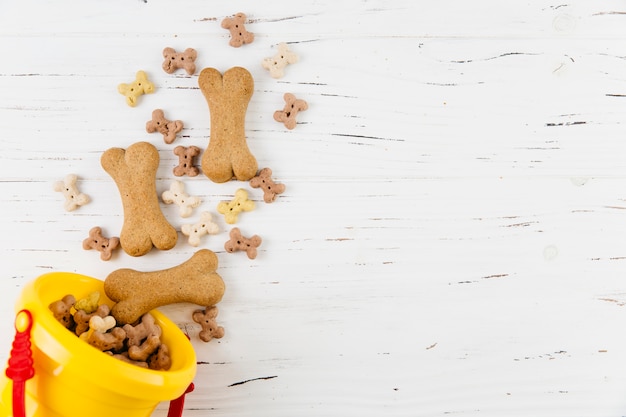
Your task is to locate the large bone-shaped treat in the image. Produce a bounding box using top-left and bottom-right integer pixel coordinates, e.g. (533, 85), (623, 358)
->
(198, 66), (258, 183)
(105, 249), (226, 324)
(101, 141), (178, 257)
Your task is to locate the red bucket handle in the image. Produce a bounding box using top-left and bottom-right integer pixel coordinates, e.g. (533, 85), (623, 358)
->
(5, 309), (35, 417)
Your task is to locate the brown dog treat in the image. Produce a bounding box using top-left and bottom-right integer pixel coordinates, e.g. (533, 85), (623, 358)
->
(250, 168), (286, 203)
(162, 47), (197, 75)
(87, 327), (126, 352)
(128, 334), (161, 361)
(198, 67), (258, 183)
(101, 141), (178, 257)
(82, 227), (120, 261)
(224, 227), (261, 260)
(48, 294), (76, 329)
(192, 306), (225, 343)
(173, 145), (201, 177)
(221, 13), (254, 47)
(148, 343), (172, 371)
(105, 249), (226, 324)
(274, 93), (308, 130)
(122, 313), (162, 347)
(74, 304), (111, 336)
(146, 109), (184, 144)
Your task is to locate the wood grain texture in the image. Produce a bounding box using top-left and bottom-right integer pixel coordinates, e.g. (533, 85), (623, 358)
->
(1, 1), (626, 416)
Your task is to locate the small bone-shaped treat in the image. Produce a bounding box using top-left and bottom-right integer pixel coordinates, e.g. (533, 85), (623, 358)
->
(74, 291), (101, 314)
(88, 327), (126, 352)
(104, 249), (226, 324)
(224, 227), (262, 259)
(101, 141), (178, 257)
(53, 174), (90, 211)
(217, 188), (254, 224)
(274, 93), (308, 130)
(192, 306), (224, 342)
(74, 304), (110, 336)
(48, 294), (76, 329)
(221, 12), (254, 47)
(128, 334), (161, 362)
(82, 227), (120, 261)
(162, 180), (201, 218)
(146, 109), (184, 144)
(90, 315), (116, 333)
(262, 43), (299, 79)
(123, 313), (162, 347)
(148, 344), (172, 371)
(173, 145), (201, 177)
(162, 47), (197, 75)
(181, 211), (219, 247)
(118, 70), (155, 107)
(198, 67), (258, 182)
(250, 168), (286, 203)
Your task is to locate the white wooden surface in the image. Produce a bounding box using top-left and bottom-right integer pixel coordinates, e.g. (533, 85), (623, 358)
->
(2, 0), (626, 415)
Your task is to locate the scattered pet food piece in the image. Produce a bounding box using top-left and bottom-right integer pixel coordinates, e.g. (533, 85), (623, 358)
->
(87, 327), (126, 352)
(118, 70), (155, 107)
(181, 211), (219, 247)
(198, 67), (258, 182)
(262, 42), (299, 78)
(53, 174), (90, 211)
(274, 93), (308, 130)
(104, 249), (226, 324)
(221, 12), (254, 47)
(217, 188), (254, 224)
(192, 306), (224, 342)
(48, 294), (76, 329)
(250, 168), (286, 203)
(173, 145), (201, 177)
(123, 313), (162, 347)
(224, 227), (261, 259)
(82, 227), (120, 261)
(146, 109), (184, 144)
(148, 344), (172, 371)
(101, 141), (178, 257)
(162, 47), (197, 75)
(162, 180), (201, 218)
(74, 291), (101, 314)
(74, 304), (110, 336)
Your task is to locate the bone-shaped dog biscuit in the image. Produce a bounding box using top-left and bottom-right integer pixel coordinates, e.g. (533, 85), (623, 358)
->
(101, 141), (178, 257)
(221, 13), (254, 47)
(104, 249), (226, 324)
(118, 70), (155, 107)
(198, 67), (258, 183)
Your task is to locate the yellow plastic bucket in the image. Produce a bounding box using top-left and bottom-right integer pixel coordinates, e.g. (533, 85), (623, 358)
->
(0, 272), (197, 417)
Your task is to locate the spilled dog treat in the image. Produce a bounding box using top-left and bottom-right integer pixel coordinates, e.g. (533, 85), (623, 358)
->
(146, 109), (184, 144)
(224, 227), (262, 259)
(162, 47), (197, 75)
(118, 70), (155, 107)
(53, 174), (90, 212)
(221, 13), (254, 47)
(274, 93), (308, 130)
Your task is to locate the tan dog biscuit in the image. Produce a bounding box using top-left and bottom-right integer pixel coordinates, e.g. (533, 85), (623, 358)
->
(122, 313), (162, 347)
(74, 304), (111, 336)
(224, 227), (262, 259)
(49, 294), (76, 329)
(262, 42), (299, 79)
(87, 327), (126, 352)
(104, 249), (226, 324)
(173, 145), (201, 177)
(101, 141), (178, 257)
(221, 13), (254, 47)
(162, 47), (197, 75)
(192, 306), (224, 342)
(148, 344), (172, 371)
(82, 227), (120, 261)
(146, 109), (184, 144)
(274, 93), (308, 130)
(198, 67), (258, 182)
(250, 168), (286, 203)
